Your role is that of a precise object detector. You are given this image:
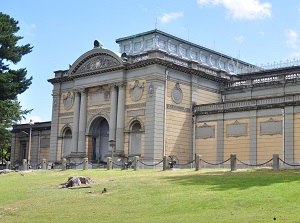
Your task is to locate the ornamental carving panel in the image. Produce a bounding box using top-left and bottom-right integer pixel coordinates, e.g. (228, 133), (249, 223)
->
(172, 83), (183, 104)
(77, 55), (120, 73)
(226, 120), (248, 137)
(260, 118), (282, 135)
(63, 92), (74, 110)
(129, 80), (144, 101)
(196, 123), (215, 139)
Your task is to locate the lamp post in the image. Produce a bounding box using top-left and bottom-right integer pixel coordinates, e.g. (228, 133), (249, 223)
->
(28, 119), (34, 166)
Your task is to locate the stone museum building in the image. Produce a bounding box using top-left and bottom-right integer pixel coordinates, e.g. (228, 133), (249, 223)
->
(10, 29), (300, 167)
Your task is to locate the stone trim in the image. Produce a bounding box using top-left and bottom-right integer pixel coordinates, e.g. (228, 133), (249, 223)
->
(166, 104), (190, 113)
(125, 103), (146, 109)
(194, 94), (300, 115)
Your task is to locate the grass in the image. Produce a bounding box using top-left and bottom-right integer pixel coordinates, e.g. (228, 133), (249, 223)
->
(1, 168), (300, 222)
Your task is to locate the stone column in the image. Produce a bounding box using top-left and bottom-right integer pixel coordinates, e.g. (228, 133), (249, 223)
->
(230, 154), (237, 171)
(78, 89), (87, 153)
(273, 154), (279, 171)
(116, 82), (125, 152)
(109, 84), (117, 142)
(71, 90), (81, 153)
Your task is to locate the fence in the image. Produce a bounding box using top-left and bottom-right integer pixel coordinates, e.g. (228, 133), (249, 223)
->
(7, 154), (300, 172)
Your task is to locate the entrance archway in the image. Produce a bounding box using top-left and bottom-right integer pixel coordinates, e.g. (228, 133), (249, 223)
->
(91, 117), (109, 162)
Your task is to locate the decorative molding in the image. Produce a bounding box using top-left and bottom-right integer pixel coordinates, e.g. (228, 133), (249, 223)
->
(172, 82), (183, 104)
(61, 117), (73, 124)
(166, 104), (190, 113)
(127, 109), (145, 117)
(87, 107), (110, 114)
(148, 82), (154, 97)
(260, 118), (282, 135)
(196, 123), (215, 139)
(52, 96), (59, 111)
(63, 92), (74, 110)
(76, 55), (120, 74)
(129, 80), (144, 101)
(226, 120), (248, 137)
(59, 112), (74, 117)
(125, 102), (146, 109)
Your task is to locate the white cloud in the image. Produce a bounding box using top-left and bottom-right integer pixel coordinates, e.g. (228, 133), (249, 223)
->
(158, 11), (184, 24)
(259, 31), (265, 37)
(234, 35), (245, 43)
(286, 29), (298, 49)
(197, 0), (272, 20)
(20, 22), (36, 37)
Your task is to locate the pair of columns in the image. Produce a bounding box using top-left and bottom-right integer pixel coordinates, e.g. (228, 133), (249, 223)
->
(71, 88), (87, 153)
(71, 83), (125, 154)
(109, 82), (125, 152)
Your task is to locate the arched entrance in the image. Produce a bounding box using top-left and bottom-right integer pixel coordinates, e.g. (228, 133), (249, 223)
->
(91, 117), (109, 162)
(130, 121), (142, 155)
(62, 128), (72, 157)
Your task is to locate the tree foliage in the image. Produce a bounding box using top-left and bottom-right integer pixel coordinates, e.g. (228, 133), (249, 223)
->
(0, 13), (33, 164)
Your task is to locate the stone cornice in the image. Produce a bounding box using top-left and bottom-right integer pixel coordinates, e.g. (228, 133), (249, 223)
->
(48, 51), (230, 84)
(194, 94), (300, 115)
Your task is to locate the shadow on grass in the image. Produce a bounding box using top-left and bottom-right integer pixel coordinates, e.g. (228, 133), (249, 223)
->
(162, 168), (300, 191)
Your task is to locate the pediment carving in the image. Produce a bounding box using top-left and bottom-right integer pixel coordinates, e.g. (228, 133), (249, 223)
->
(70, 51), (122, 75)
(77, 55), (120, 73)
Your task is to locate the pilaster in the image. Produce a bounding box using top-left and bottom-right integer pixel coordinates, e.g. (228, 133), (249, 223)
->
(116, 82), (125, 152)
(109, 83), (117, 142)
(78, 88), (87, 153)
(71, 90), (81, 153)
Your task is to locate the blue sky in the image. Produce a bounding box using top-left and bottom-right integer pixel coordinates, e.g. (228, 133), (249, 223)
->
(2, 0), (300, 123)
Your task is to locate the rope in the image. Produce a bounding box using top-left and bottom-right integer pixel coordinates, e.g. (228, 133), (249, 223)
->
(279, 158), (300, 167)
(138, 160), (163, 166)
(177, 160), (195, 166)
(201, 158), (230, 166)
(236, 158), (273, 167)
(111, 161), (123, 167)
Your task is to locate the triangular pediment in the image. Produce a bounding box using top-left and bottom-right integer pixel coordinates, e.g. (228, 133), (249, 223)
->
(69, 48), (123, 75)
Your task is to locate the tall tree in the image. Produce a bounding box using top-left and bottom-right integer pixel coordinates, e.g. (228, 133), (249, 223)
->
(0, 13), (33, 164)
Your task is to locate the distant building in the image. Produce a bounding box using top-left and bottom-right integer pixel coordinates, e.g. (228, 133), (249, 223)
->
(10, 29), (300, 167)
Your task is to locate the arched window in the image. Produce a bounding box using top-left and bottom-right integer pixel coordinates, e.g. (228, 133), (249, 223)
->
(130, 122), (142, 155)
(62, 128), (72, 157)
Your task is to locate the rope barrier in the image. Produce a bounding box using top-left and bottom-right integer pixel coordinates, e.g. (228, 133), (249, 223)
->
(177, 160), (195, 166)
(111, 161), (123, 167)
(279, 158), (300, 167)
(138, 160), (163, 166)
(236, 158), (273, 167)
(201, 158), (230, 166)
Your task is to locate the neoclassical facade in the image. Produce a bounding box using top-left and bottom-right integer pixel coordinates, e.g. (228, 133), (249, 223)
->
(10, 29), (300, 167)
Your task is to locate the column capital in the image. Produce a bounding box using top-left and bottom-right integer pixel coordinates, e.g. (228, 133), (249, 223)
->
(72, 87), (86, 94)
(109, 83), (117, 91)
(116, 82), (126, 88)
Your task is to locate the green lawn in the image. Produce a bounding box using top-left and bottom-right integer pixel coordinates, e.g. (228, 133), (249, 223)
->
(1, 168), (300, 222)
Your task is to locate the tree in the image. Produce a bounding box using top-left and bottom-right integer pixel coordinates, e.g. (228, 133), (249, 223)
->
(0, 13), (33, 165)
